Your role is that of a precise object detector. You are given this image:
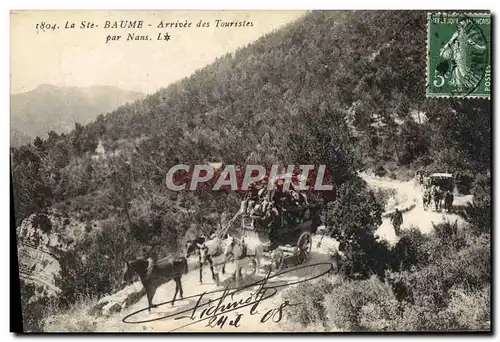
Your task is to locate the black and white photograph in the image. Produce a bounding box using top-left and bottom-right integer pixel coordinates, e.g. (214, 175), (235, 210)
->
(9, 9), (492, 333)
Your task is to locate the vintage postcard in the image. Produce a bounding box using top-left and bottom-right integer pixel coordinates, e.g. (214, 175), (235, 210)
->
(10, 10), (492, 333)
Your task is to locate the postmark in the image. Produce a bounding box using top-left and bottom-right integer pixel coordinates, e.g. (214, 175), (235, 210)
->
(426, 12), (491, 99)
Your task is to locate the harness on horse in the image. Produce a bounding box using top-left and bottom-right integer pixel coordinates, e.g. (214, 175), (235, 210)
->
(234, 240), (248, 260)
(214, 244), (223, 258)
(240, 244), (248, 260)
(197, 244), (210, 261)
(200, 244), (209, 254)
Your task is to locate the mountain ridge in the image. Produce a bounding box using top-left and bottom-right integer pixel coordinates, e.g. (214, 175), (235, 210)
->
(10, 84), (144, 146)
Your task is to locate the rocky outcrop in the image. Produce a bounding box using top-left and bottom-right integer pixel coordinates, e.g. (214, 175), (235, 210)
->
(91, 282), (146, 317)
(16, 210), (98, 300)
(18, 245), (62, 300)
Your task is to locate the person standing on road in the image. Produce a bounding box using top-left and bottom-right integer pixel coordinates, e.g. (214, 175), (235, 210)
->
(392, 208), (404, 236)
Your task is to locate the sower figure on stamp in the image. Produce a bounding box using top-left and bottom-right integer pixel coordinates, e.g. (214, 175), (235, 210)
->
(392, 208), (403, 236)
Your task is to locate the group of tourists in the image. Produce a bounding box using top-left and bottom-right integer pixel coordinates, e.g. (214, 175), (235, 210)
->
(417, 171), (455, 212)
(423, 183), (453, 212)
(239, 176), (310, 222)
(423, 184), (437, 209)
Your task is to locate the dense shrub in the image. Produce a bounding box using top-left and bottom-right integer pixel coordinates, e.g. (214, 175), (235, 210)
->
(394, 285), (490, 331)
(459, 173), (491, 234)
(471, 173), (491, 207)
(20, 281), (59, 332)
(387, 167), (415, 182)
(393, 232), (489, 307)
(281, 277), (337, 329)
(41, 294), (99, 332)
(282, 228), (491, 332)
(338, 233), (393, 280)
(322, 176), (387, 280)
(282, 275), (400, 331)
(454, 171), (475, 195)
(358, 295), (401, 331)
(56, 220), (146, 304)
(432, 219), (459, 241)
(392, 228), (431, 271)
(323, 276), (398, 331)
(438, 285), (490, 331)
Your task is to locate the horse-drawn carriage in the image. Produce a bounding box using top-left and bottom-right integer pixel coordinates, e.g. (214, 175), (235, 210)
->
(423, 173), (454, 212)
(241, 201), (321, 268)
(123, 174), (326, 310)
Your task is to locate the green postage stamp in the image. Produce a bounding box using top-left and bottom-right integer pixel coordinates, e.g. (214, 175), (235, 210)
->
(427, 12), (491, 98)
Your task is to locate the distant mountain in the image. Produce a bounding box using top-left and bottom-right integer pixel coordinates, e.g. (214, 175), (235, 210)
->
(10, 84), (144, 144)
(11, 128), (33, 148)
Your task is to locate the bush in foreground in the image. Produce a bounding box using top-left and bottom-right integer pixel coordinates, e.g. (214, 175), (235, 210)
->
(281, 227), (491, 332)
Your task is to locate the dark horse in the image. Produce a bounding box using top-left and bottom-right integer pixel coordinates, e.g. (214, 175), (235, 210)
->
(184, 235), (226, 285)
(123, 257), (188, 311)
(432, 187), (444, 211)
(444, 190), (454, 212)
(422, 189), (432, 210)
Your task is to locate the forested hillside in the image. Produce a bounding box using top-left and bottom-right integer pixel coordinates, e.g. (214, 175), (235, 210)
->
(11, 11), (491, 331)
(13, 11), (490, 223)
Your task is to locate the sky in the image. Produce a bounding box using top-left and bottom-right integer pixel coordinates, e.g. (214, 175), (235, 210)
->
(10, 10), (307, 95)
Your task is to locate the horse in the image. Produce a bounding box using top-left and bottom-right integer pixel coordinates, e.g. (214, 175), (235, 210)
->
(432, 187), (444, 211)
(122, 256), (188, 311)
(422, 189), (432, 210)
(444, 190), (454, 212)
(223, 234), (263, 287)
(270, 248), (285, 271)
(184, 234), (226, 285)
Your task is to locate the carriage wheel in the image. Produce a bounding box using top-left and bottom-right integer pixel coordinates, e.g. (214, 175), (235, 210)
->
(296, 232), (312, 264)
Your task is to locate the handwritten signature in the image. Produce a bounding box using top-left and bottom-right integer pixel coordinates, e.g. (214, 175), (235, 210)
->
(122, 262), (333, 332)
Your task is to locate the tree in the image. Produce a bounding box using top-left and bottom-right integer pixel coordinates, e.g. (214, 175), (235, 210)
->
(323, 176), (388, 279)
(106, 157), (135, 227)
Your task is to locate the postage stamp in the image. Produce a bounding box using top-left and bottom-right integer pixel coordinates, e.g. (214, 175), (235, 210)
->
(426, 12), (491, 99)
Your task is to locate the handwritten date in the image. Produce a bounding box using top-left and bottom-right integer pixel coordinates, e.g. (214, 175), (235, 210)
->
(206, 313), (243, 329)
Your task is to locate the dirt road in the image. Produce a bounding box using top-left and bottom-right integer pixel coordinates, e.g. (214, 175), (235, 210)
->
(377, 199), (468, 245)
(362, 174), (471, 245)
(92, 240), (334, 332)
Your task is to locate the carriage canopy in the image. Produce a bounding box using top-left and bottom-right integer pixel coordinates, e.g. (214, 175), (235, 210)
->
(429, 173), (454, 191)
